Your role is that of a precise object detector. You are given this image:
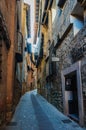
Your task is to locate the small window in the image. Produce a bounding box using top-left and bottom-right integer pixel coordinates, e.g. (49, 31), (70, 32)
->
(58, 0), (66, 8)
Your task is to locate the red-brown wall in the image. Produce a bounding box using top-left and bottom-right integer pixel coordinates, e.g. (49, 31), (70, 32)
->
(0, 0), (16, 124)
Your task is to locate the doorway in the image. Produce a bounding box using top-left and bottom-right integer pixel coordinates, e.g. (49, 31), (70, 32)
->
(65, 71), (79, 121)
(61, 61), (84, 126)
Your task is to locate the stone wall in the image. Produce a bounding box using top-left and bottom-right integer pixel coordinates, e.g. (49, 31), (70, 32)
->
(52, 0), (83, 41)
(81, 60), (86, 126)
(37, 0), (86, 126)
(0, 39), (8, 125)
(51, 0), (86, 126)
(55, 24), (86, 126)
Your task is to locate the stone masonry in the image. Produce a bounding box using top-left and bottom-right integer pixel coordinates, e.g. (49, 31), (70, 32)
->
(52, 0), (86, 127)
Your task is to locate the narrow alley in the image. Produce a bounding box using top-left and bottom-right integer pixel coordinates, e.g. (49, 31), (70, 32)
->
(1, 0), (86, 129)
(3, 90), (85, 130)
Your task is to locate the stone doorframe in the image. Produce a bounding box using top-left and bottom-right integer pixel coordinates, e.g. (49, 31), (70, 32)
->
(61, 61), (84, 126)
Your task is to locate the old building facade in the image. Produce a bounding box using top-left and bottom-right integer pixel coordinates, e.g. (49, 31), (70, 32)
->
(37, 0), (86, 127)
(22, 2), (36, 92)
(36, 0), (53, 97)
(0, 0), (28, 126)
(0, 0), (17, 125)
(33, 0), (40, 45)
(20, 2), (31, 94)
(14, 0), (23, 109)
(26, 51), (36, 91)
(53, 0), (86, 126)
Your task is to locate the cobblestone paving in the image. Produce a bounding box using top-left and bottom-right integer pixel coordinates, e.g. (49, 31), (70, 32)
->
(3, 89), (86, 130)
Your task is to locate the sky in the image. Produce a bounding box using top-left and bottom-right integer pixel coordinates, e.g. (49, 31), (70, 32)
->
(24, 0), (35, 44)
(24, 0), (39, 53)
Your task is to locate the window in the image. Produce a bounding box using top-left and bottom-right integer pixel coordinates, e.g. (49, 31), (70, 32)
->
(58, 0), (66, 8)
(51, 62), (56, 75)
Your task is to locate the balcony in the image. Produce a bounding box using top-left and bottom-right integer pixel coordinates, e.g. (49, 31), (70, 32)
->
(16, 31), (23, 63)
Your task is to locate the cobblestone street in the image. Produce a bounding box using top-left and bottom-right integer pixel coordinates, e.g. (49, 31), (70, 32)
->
(1, 0), (86, 129)
(3, 90), (86, 130)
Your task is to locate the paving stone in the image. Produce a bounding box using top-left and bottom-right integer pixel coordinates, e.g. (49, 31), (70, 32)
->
(3, 89), (86, 130)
